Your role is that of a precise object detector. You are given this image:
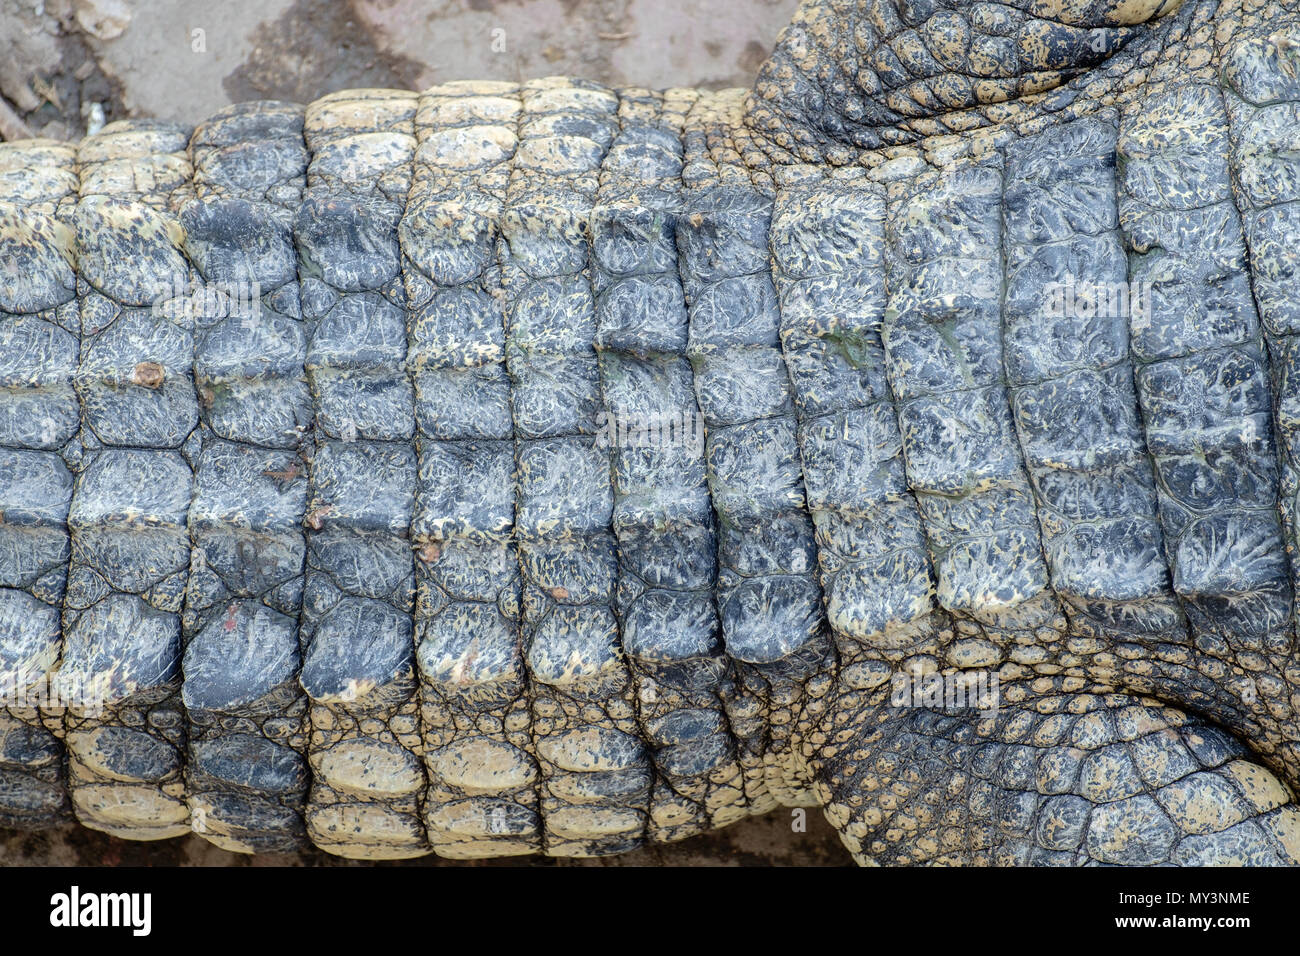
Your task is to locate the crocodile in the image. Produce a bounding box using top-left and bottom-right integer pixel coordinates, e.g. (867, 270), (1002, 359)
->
(2, 0), (1300, 865)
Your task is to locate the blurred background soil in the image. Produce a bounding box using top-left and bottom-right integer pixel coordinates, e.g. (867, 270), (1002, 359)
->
(0, 0), (849, 866)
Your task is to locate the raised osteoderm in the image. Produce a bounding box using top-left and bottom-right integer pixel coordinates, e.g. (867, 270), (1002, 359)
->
(2, 0), (1300, 865)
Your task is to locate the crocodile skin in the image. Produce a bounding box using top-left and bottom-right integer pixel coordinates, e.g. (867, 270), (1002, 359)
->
(0, 139), (78, 831)
(2, 0), (1300, 865)
(296, 90), (425, 859)
(402, 82), (537, 859)
(182, 101), (311, 853)
(63, 121), (195, 841)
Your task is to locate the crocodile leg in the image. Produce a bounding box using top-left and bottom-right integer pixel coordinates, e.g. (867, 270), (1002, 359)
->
(816, 682), (1300, 865)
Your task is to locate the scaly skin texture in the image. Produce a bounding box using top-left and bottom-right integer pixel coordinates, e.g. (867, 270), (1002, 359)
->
(2, 0), (1300, 864)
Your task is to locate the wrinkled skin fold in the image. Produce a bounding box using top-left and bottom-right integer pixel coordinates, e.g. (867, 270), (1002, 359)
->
(2, 0), (1300, 864)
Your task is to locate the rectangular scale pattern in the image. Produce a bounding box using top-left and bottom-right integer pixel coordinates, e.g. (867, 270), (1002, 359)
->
(592, 87), (751, 842)
(678, 91), (831, 812)
(63, 120), (197, 840)
(1001, 114), (1186, 652)
(1223, 39), (1300, 619)
(0, 139), (80, 829)
(1117, 81), (1292, 729)
(502, 79), (655, 856)
(179, 101), (313, 852)
(769, 170), (943, 685)
(1219, 36), (1300, 765)
(880, 161), (1063, 659)
(6, 0), (1300, 865)
(295, 90), (427, 859)
(995, 114), (1258, 726)
(400, 81), (541, 858)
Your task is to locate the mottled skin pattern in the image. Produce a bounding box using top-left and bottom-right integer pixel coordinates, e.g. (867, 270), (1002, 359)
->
(2, 0), (1300, 864)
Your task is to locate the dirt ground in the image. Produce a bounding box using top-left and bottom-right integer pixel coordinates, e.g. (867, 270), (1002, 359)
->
(0, 0), (850, 867)
(0, 0), (798, 139)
